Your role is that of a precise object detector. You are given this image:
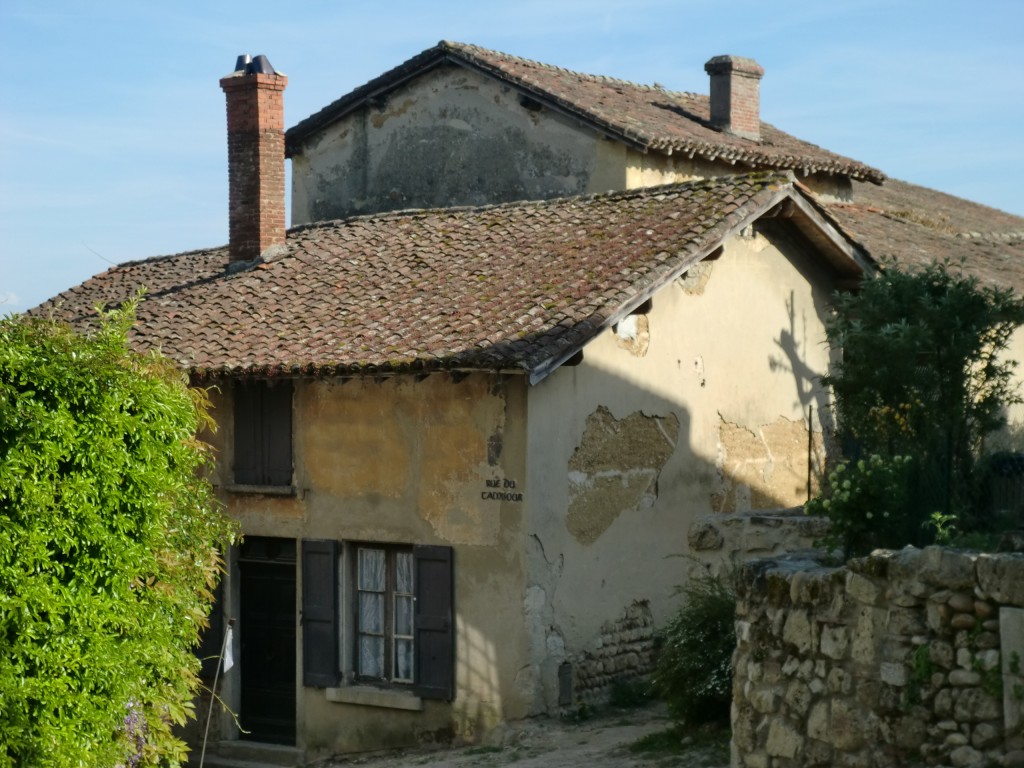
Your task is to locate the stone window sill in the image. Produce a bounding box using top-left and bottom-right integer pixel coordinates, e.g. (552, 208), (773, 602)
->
(224, 484), (296, 497)
(326, 686), (423, 711)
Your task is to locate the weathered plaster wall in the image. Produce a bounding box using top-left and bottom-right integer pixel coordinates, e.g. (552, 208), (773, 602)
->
(204, 372), (533, 758)
(523, 225), (840, 712)
(733, 547), (1024, 768)
(621, 150), (854, 203)
(291, 77), (855, 228)
(290, 65), (617, 225)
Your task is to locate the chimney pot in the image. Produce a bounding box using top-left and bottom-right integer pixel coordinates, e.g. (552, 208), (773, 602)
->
(704, 55), (764, 141)
(234, 54), (252, 73)
(249, 54), (276, 75)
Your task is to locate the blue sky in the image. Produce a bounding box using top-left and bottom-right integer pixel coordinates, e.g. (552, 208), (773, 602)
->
(1, 0), (1022, 314)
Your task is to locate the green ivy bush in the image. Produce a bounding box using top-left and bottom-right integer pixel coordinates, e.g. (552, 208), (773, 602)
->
(650, 571), (735, 725)
(0, 307), (237, 767)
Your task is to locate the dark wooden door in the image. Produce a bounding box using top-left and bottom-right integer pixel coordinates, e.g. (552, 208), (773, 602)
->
(238, 537), (296, 745)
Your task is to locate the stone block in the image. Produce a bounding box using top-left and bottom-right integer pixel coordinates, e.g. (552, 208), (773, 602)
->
(958, 647), (976, 669)
(977, 554), (1024, 606)
(887, 546), (925, 579)
(976, 632), (1000, 650)
(954, 687), (1001, 722)
(931, 640), (955, 669)
(975, 600), (995, 619)
(830, 699), (865, 750)
(827, 667), (852, 695)
(807, 699), (830, 741)
(847, 572), (881, 605)
(880, 661), (908, 686)
(765, 718), (803, 758)
(949, 592), (976, 612)
(852, 607), (884, 664)
(946, 732), (970, 746)
(749, 687), (779, 714)
(949, 669), (982, 686)
(815, 626), (847, 663)
(949, 745), (984, 767)
(890, 714), (927, 749)
(927, 599), (951, 632)
(887, 606), (925, 636)
(782, 610), (812, 653)
(935, 688), (955, 718)
(971, 721), (1001, 749)
(921, 547), (978, 590)
(952, 612), (979, 630)
(784, 680), (812, 717)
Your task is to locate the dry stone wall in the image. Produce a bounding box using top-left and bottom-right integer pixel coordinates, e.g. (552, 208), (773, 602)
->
(571, 600), (655, 707)
(733, 547), (1024, 767)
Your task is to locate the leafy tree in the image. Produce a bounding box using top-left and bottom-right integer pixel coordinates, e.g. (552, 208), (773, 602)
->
(0, 306), (237, 767)
(816, 261), (1024, 554)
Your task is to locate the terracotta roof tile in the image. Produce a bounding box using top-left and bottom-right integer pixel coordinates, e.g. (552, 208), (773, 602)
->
(36, 173), (806, 382)
(828, 179), (1024, 289)
(286, 41), (884, 184)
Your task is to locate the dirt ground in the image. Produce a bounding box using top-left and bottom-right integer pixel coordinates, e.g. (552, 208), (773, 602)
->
(321, 703), (731, 768)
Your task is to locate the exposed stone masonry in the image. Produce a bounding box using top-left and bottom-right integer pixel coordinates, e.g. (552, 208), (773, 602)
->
(571, 601), (655, 706)
(733, 547), (1024, 767)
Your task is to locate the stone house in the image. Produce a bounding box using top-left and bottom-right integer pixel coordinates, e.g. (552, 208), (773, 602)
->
(35, 42), (1024, 765)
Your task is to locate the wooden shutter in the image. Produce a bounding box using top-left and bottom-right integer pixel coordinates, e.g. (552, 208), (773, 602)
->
(302, 539), (339, 687)
(413, 545), (454, 701)
(263, 381), (293, 486)
(233, 380), (293, 486)
(232, 381), (261, 485)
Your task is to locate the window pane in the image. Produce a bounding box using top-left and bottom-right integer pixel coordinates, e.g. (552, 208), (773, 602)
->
(395, 594), (414, 636)
(395, 551), (413, 593)
(358, 548), (385, 590)
(394, 638), (414, 682)
(358, 593), (383, 634)
(359, 635), (384, 678)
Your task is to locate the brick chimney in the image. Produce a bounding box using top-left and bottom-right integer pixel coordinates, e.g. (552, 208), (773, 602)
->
(704, 55), (764, 141)
(220, 55), (288, 262)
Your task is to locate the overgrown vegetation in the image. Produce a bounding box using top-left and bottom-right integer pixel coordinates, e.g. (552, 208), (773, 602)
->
(0, 307), (237, 767)
(811, 261), (1024, 557)
(649, 570), (735, 726)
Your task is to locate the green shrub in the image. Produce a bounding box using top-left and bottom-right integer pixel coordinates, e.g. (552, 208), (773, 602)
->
(806, 454), (918, 557)
(821, 261), (1024, 547)
(650, 571), (735, 725)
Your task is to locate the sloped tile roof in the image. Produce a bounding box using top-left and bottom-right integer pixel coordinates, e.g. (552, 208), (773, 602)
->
(829, 179), (1024, 290)
(286, 41), (884, 185)
(36, 173), (850, 383)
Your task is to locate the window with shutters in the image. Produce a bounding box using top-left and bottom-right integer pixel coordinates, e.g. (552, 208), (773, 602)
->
(300, 541), (455, 701)
(233, 380), (293, 488)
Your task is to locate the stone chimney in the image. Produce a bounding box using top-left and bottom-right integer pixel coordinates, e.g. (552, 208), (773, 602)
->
(220, 55), (288, 262)
(704, 55), (764, 141)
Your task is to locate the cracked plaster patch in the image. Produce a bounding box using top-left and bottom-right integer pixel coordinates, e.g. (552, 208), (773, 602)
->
(712, 415), (824, 513)
(566, 406), (680, 544)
